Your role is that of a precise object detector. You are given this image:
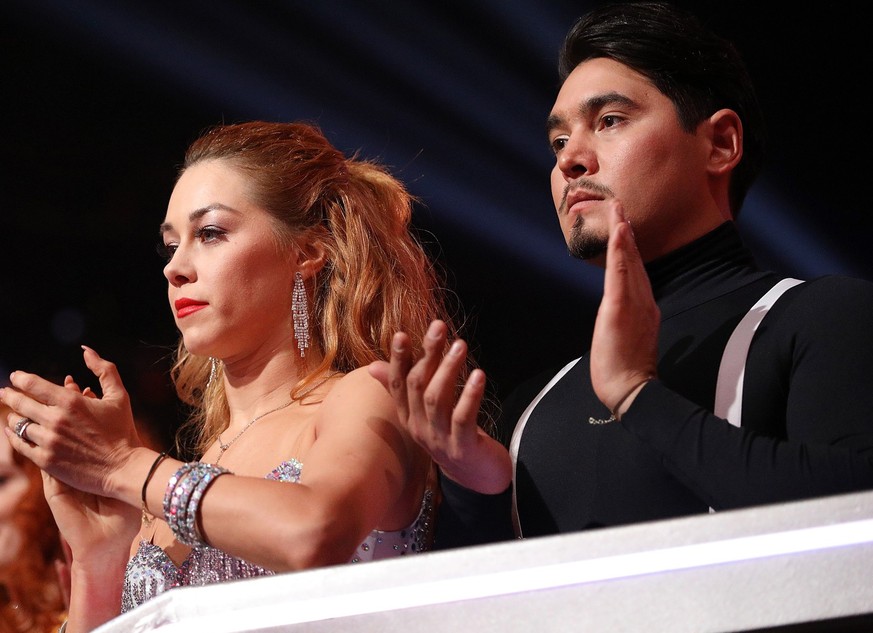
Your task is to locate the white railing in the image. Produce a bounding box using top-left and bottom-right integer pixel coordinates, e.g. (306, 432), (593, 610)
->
(96, 489), (873, 633)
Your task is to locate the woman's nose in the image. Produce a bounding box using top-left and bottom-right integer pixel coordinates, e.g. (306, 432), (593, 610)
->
(163, 247), (194, 287)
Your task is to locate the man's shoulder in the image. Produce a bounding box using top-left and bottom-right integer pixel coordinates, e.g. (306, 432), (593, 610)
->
(762, 274), (873, 335)
(801, 273), (873, 289)
(784, 274), (873, 308)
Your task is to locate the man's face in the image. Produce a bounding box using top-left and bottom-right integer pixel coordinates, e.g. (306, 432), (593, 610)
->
(547, 57), (718, 264)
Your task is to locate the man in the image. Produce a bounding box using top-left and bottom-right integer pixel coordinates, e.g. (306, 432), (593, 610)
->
(369, 1), (873, 546)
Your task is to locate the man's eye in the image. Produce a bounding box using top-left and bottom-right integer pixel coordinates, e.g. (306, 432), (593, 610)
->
(550, 136), (568, 154)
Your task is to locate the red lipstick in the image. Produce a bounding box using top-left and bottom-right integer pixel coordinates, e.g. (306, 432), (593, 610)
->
(174, 298), (208, 318)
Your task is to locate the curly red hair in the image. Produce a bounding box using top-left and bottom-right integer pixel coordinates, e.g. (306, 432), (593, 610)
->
(0, 453), (65, 633)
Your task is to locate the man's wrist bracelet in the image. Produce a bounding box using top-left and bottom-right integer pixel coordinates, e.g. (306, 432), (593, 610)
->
(611, 376), (655, 421)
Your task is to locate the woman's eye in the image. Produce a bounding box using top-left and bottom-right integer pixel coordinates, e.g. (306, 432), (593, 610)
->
(157, 226), (226, 262)
(195, 226), (226, 243)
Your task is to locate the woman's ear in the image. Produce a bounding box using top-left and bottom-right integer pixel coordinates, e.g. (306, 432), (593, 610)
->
(706, 108), (743, 176)
(293, 239), (328, 280)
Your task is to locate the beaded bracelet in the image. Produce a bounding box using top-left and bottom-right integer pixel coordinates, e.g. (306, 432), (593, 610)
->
(183, 468), (219, 543)
(183, 464), (230, 546)
(163, 463), (196, 538)
(163, 462), (230, 547)
(174, 465), (205, 542)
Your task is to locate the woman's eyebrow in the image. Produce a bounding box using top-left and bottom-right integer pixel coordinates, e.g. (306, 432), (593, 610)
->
(159, 203), (238, 235)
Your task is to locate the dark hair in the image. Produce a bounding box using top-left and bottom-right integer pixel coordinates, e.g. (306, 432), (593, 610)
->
(558, 1), (765, 217)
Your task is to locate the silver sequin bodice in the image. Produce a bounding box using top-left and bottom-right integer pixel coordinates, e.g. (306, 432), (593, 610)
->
(121, 458), (434, 613)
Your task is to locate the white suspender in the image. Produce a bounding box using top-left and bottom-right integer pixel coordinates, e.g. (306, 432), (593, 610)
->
(707, 277), (803, 512)
(713, 278), (804, 426)
(508, 357), (581, 538)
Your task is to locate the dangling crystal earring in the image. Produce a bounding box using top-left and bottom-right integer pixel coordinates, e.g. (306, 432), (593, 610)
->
(292, 271), (310, 357)
(207, 357), (219, 387)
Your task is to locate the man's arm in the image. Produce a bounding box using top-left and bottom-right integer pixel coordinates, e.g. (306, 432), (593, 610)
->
(590, 204), (873, 508)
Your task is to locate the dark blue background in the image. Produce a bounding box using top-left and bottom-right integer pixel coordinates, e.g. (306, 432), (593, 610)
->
(3, 1), (870, 444)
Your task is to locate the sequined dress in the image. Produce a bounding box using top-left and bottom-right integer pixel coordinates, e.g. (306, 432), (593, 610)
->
(121, 458), (435, 612)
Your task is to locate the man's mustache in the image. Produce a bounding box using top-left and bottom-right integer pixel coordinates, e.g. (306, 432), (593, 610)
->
(560, 178), (614, 214)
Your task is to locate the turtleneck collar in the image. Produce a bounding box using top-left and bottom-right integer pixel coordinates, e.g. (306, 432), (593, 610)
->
(645, 221), (770, 318)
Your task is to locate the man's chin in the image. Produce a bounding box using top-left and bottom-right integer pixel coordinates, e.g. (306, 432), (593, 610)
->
(568, 235), (607, 262)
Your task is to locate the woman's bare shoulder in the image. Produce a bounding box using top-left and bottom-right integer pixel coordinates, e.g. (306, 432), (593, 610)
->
(317, 367), (395, 422)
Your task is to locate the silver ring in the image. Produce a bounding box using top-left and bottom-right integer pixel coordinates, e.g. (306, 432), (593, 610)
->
(14, 417), (34, 442)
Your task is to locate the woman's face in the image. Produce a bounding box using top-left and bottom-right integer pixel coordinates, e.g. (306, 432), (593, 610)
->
(160, 160), (298, 362)
(0, 433), (28, 566)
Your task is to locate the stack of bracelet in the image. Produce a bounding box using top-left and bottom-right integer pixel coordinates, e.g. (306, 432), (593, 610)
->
(162, 462), (231, 547)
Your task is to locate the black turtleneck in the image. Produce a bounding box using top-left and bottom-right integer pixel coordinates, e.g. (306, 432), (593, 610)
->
(434, 222), (873, 547)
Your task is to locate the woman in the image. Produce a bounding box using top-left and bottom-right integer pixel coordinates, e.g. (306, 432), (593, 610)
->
(1, 121), (467, 632)
(0, 415), (67, 633)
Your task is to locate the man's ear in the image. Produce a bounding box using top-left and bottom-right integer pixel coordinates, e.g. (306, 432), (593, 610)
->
(707, 108), (743, 176)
